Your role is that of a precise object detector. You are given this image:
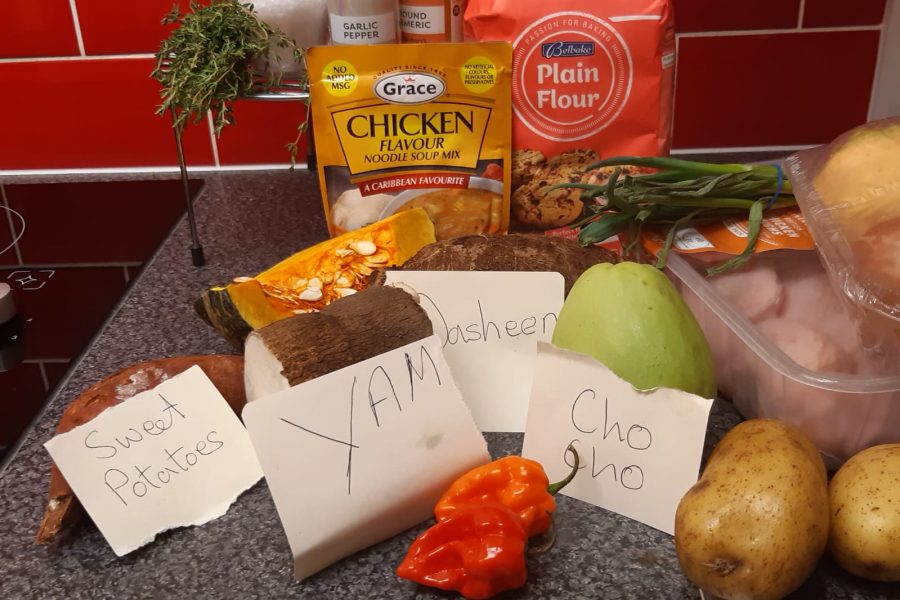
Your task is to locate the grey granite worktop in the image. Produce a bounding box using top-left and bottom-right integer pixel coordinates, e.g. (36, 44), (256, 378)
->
(0, 170), (895, 599)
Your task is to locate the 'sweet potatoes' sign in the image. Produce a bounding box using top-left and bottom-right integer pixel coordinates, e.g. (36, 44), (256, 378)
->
(44, 366), (263, 556)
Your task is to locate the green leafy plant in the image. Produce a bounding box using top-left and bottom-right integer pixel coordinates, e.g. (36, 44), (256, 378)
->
(152, 0), (306, 160)
(555, 157), (796, 275)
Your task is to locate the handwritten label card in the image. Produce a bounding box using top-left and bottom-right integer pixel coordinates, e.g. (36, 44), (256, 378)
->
(522, 343), (713, 535)
(44, 365), (263, 556)
(384, 271), (564, 432)
(242, 334), (490, 581)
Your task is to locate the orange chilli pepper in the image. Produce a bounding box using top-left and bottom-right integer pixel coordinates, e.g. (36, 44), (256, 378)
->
(434, 444), (579, 538)
(396, 504), (528, 599)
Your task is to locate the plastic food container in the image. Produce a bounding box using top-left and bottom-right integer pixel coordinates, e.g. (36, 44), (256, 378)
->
(666, 250), (900, 468)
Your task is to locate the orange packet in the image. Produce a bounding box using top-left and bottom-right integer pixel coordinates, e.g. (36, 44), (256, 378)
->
(641, 206), (816, 257)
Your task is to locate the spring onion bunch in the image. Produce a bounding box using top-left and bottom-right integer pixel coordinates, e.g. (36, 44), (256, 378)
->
(557, 156), (796, 275)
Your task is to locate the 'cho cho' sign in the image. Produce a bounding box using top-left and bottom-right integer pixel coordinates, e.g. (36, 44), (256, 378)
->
(522, 343), (713, 535)
(242, 334), (489, 581)
(384, 271), (564, 432)
(44, 366), (263, 556)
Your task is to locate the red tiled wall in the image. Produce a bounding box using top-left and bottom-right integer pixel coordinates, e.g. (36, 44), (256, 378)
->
(0, 0), (307, 171)
(673, 0), (887, 149)
(0, 0), (889, 170)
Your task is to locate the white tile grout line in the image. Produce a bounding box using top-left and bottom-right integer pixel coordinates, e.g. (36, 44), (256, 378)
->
(37, 363), (50, 392)
(868, 1), (897, 120)
(671, 144), (818, 155)
(797, 0), (807, 29)
(0, 53), (155, 64)
(0, 164), (304, 177)
(0, 261), (141, 269)
(67, 0), (87, 57)
(676, 24), (882, 38)
(206, 112), (222, 167)
(23, 358), (71, 364)
(0, 185), (24, 264)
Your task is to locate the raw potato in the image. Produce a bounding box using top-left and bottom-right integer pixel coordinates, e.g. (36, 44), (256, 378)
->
(377, 233), (619, 295)
(829, 444), (900, 581)
(675, 419), (829, 600)
(244, 285), (433, 402)
(36, 355), (245, 544)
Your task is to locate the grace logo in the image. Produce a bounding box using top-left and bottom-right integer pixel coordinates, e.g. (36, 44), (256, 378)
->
(513, 12), (633, 142)
(374, 72), (446, 105)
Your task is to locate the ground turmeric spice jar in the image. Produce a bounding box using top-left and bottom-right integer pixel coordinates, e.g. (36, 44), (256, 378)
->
(399, 0), (464, 43)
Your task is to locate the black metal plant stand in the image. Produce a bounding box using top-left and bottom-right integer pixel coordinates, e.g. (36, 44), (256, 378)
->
(168, 78), (310, 267)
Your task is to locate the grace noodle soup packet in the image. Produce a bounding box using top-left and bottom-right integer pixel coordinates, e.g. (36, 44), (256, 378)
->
(308, 42), (512, 241)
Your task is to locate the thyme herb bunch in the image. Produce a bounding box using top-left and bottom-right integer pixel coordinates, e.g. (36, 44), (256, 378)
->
(152, 1), (303, 141)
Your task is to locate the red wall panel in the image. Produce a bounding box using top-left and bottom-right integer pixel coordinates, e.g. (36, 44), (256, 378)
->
(75, 0), (209, 55)
(673, 30), (880, 148)
(0, 0), (80, 58)
(803, 0), (886, 28)
(675, 0), (801, 32)
(0, 58), (215, 170)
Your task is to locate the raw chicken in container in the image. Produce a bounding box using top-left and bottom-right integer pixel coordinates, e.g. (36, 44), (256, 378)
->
(667, 249), (900, 467)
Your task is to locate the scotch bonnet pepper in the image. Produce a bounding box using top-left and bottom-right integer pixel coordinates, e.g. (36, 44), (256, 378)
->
(434, 445), (579, 538)
(396, 504), (528, 600)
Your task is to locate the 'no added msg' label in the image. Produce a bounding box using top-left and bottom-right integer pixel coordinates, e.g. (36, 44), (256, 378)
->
(461, 56), (496, 93)
(322, 60), (358, 97)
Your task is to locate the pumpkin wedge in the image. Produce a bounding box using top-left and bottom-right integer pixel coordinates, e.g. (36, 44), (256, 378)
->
(196, 208), (436, 348)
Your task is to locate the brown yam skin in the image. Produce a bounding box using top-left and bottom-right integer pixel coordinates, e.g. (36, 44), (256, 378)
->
(377, 234), (619, 295)
(36, 355), (245, 545)
(256, 285), (433, 387)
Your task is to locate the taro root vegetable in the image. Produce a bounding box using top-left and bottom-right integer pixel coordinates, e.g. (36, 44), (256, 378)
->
(829, 444), (900, 582)
(196, 209), (435, 348)
(552, 262), (716, 397)
(674, 419), (829, 600)
(377, 233), (619, 295)
(243, 285), (432, 402)
(36, 355), (245, 545)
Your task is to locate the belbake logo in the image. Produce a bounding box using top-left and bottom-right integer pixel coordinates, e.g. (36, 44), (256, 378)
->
(541, 41), (595, 58)
(513, 12), (633, 142)
(374, 71), (446, 105)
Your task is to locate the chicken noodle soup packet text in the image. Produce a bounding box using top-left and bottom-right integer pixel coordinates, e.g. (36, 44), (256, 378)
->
(308, 42), (512, 240)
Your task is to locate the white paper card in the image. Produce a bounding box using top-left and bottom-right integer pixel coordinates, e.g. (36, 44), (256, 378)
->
(384, 271), (564, 432)
(522, 343), (714, 535)
(44, 365), (263, 556)
(242, 334), (490, 581)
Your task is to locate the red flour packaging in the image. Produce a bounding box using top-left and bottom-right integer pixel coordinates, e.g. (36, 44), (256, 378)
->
(465, 0), (675, 231)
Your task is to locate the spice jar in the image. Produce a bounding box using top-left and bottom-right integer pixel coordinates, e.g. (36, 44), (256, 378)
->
(399, 0), (463, 43)
(327, 0), (400, 45)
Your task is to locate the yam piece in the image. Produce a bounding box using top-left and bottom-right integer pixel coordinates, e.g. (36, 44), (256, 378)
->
(375, 234), (620, 295)
(36, 355), (245, 545)
(244, 285), (433, 402)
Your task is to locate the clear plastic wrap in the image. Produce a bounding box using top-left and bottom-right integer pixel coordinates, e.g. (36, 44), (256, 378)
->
(667, 250), (900, 468)
(786, 117), (900, 367)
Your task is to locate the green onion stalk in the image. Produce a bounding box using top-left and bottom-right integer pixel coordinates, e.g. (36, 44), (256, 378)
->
(551, 156), (796, 276)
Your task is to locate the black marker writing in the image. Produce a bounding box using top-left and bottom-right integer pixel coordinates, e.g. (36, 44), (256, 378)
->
(368, 366), (401, 427)
(418, 292), (557, 348)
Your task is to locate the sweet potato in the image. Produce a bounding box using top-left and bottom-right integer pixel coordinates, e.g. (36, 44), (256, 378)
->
(36, 354), (245, 545)
(374, 233), (620, 294)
